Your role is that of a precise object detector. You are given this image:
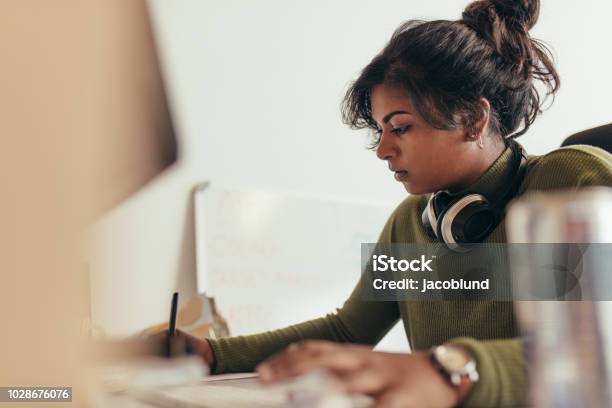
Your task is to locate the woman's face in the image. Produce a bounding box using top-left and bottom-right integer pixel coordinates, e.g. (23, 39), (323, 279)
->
(370, 83), (483, 195)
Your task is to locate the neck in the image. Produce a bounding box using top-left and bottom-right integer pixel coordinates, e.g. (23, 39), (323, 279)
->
(450, 139), (506, 192)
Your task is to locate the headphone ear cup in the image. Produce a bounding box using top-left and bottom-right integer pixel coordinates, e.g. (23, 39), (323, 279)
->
(438, 194), (493, 250)
(454, 201), (498, 242)
(422, 191), (453, 240)
(422, 195), (439, 239)
(457, 203), (499, 242)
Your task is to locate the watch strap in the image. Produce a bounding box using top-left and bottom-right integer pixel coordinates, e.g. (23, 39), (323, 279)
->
(429, 346), (477, 406)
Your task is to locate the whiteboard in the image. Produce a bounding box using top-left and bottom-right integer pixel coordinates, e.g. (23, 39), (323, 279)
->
(193, 182), (408, 351)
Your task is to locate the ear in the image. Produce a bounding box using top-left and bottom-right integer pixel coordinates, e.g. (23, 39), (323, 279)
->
(473, 97), (491, 138)
(460, 97), (492, 142)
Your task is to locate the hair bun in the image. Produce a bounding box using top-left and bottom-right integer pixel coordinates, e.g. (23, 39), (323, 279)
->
(461, 0), (543, 71)
(491, 0), (539, 30)
(462, 0), (540, 32)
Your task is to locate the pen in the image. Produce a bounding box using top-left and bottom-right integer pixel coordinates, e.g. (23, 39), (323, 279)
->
(165, 292), (178, 357)
(169, 292), (178, 337)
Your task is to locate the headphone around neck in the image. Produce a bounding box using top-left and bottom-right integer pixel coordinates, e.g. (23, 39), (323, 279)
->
(421, 141), (528, 251)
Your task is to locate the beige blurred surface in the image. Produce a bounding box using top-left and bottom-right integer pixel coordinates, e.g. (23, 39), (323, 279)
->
(0, 0), (176, 405)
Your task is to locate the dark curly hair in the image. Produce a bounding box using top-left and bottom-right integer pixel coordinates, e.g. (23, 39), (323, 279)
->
(341, 0), (560, 148)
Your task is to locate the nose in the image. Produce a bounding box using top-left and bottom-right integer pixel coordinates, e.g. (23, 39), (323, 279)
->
(375, 130), (397, 161)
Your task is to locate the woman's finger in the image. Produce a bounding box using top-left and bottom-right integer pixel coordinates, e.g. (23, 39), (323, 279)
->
(374, 389), (418, 408)
(257, 344), (366, 383)
(334, 368), (390, 395)
(257, 346), (323, 382)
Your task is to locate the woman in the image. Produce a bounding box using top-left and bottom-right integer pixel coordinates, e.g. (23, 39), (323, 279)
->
(175, 0), (612, 406)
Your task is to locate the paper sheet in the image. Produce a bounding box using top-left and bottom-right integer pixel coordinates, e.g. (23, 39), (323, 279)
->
(201, 372), (259, 383)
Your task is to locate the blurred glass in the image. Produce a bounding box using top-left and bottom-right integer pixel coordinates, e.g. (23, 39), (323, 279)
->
(507, 187), (612, 407)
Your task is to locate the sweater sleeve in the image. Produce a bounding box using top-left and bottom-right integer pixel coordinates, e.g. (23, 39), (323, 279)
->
(522, 145), (612, 192)
(206, 215), (401, 374)
(447, 337), (527, 408)
(446, 146), (612, 407)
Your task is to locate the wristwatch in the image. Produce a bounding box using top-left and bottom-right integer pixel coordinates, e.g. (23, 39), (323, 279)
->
(430, 344), (479, 403)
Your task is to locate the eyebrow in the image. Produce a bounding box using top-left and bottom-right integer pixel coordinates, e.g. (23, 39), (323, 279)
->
(381, 110), (412, 124)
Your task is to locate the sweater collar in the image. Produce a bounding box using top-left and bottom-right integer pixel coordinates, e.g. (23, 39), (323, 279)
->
(445, 145), (516, 199)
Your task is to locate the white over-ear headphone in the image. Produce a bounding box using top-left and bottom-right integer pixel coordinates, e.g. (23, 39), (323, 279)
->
(421, 141), (528, 251)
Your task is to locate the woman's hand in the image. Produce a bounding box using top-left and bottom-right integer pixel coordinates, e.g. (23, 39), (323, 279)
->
(181, 330), (216, 367)
(256, 340), (460, 408)
(147, 329), (215, 367)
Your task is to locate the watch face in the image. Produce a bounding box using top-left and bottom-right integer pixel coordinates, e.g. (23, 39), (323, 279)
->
(435, 345), (471, 372)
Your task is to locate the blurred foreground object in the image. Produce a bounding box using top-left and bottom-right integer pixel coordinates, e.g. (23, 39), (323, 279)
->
(0, 0), (177, 404)
(87, 338), (206, 406)
(96, 369), (369, 408)
(507, 187), (612, 407)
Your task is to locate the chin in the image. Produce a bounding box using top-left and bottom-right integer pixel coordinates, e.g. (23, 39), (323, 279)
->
(402, 182), (433, 195)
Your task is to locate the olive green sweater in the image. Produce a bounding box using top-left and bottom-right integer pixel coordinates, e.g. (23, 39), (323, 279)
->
(207, 144), (612, 407)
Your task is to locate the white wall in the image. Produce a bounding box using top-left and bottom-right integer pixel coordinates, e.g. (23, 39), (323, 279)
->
(89, 0), (612, 342)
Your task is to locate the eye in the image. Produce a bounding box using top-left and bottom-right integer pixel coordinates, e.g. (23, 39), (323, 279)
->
(392, 125), (411, 135)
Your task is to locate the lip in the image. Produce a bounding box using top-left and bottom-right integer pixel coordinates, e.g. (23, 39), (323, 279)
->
(394, 171), (409, 182)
